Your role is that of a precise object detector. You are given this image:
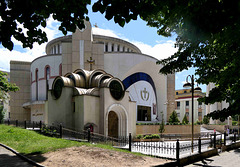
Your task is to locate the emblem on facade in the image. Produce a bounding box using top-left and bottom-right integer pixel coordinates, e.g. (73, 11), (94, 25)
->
(141, 88), (149, 101)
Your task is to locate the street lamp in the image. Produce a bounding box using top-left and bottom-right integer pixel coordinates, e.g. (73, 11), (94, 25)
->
(183, 75), (202, 153)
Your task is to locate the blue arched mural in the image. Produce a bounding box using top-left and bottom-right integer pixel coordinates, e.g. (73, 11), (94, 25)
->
(122, 72), (157, 97)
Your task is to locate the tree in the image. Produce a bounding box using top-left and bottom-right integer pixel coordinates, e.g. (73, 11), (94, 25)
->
(92, 0), (240, 121)
(168, 110), (180, 124)
(182, 114), (189, 125)
(0, 0), (91, 50)
(0, 105), (5, 123)
(203, 115), (210, 125)
(1, 1), (239, 120)
(0, 71), (19, 101)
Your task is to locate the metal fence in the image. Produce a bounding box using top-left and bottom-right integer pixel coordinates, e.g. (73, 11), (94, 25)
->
(2, 120), (240, 161)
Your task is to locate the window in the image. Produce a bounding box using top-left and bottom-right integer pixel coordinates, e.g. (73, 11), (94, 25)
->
(177, 102), (180, 109)
(45, 66), (50, 99)
(137, 106), (151, 121)
(186, 112), (189, 117)
(127, 48), (129, 52)
(35, 69), (38, 100)
(112, 44), (114, 52)
(184, 90), (187, 93)
(198, 112), (202, 116)
(123, 46), (125, 52)
(186, 101), (189, 108)
(117, 45), (120, 52)
(176, 92), (178, 95)
(54, 45), (56, 54)
(105, 43), (108, 52)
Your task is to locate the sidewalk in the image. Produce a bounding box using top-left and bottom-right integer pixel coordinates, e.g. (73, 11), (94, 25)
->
(0, 144), (33, 167)
(185, 147), (240, 167)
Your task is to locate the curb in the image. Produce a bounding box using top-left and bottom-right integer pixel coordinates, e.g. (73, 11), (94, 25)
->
(0, 143), (45, 167)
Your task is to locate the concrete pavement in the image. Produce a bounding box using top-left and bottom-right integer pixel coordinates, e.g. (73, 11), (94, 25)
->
(0, 145), (33, 167)
(185, 147), (240, 167)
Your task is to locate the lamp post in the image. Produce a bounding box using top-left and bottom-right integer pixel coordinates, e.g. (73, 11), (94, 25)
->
(183, 75), (201, 153)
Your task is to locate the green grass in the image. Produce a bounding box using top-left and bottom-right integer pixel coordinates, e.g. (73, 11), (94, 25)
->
(0, 125), (140, 156)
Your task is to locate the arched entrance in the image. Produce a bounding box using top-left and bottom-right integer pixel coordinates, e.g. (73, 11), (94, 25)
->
(108, 111), (118, 138)
(106, 104), (128, 137)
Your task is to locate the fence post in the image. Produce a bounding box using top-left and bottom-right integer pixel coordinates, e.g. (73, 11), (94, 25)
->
(224, 132), (226, 146)
(8, 120), (10, 125)
(234, 133), (236, 143)
(59, 124), (62, 138)
(198, 137), (201, 154)
(24, 120), (27, 129)
(32, 121), (34, 129)
(129, 133), (132, 152)
(40, 121), (42, 130)
(214, 132), (216, 148)
(176, 139), (180, 165)
(16, 120), (18, 127)
(87, 128), (90, 142)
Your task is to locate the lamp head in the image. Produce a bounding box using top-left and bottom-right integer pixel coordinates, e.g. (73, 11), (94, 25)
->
(194, 86), (202, 92)
(183, 82), (192, 88)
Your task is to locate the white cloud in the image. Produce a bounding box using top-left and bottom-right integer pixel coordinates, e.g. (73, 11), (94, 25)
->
(0, 16), (61, 72)
(92, 27), (177, 60)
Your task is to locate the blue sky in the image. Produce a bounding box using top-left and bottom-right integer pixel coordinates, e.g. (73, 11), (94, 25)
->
(0, 3), (206, 92)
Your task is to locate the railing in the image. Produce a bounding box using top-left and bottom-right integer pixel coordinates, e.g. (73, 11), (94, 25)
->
(2, 120), (240, 162)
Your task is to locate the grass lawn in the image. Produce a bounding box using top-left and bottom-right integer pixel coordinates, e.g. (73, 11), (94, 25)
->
(0, 124), (135, 155)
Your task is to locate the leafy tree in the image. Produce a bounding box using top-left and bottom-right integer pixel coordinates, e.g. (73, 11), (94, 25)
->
(168, 110), (180, 124)
(0, 105), (5, 123)
(0, 0), (91, 50)
(182, 114), (189, 125)
(2, 0), (240, 121)
(0, 71), (19, 101)
(203, 115), (210, 125)
(92, 1), (240, 121)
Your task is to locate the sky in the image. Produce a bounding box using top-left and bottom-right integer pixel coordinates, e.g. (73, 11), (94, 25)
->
(0, 3), (206, 92)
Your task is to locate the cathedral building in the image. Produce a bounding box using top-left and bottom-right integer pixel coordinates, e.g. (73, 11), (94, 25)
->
(9, 21), (175, 137)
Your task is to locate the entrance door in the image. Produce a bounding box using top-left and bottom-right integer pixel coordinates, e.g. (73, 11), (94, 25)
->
(108, 111), (118, 138)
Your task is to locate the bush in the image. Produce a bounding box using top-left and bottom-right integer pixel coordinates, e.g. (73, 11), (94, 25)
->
(136, 134), (143, 139)
(143, 134), (160, 139)
(169, 110), (180, 124)
(232, 121), (238, 126)
(203, 115), (210, 124)
(182, 114), (189, 124)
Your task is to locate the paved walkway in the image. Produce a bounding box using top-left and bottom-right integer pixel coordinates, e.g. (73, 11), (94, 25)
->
(0, 145), (33, 167)
(185, 147), (240, 167)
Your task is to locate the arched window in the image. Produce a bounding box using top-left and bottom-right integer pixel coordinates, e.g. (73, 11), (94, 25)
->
(35, 69), (38, 100)
(45, 66), (50, 100)
(105, 43), (108, 52)
(112, 44), (114, 52)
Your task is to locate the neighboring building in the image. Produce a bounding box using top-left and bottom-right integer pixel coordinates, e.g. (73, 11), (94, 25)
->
(0, 70), (11, 120)
(206, 83), (230, 125)
(175, 89), (206, 123)
(10, 21), (175, 137)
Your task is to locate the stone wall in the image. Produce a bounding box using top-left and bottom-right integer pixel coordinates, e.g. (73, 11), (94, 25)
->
(136, 124), (201, 136)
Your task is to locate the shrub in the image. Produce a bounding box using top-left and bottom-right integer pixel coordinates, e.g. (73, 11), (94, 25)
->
(203, 115), (210, 124)
(182, 114), (189, 124)
(143, 134), (160, 139)
(232, 121), (238, 126)
(169, 110), (180, 124)
(136, 134), (143, 139)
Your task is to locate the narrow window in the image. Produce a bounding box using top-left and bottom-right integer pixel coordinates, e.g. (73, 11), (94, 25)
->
(36, 69), (38, 100)
(112, 43), (114, 52)
(186, 101), (189, 108)
(45, 66), (50, 99)
(105, 43), (108, 52)
(117, 45), (120, 52)
(177, 102), (180, 109)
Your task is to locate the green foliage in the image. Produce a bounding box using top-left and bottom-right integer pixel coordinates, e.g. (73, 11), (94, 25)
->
(0, 0), (91, 50)
(169, 111), (180, 124)
(0, 105), (5, 123)
(203, 115), (210, 125)
(158, 112), (165, 137)
(136, 134), (143, 139)
(232, 121), (238, 126)
(182, 114), (189, 124)
(93, 0), (240, 120)
(196, 119), (203, 125)
(143, 134), (160, 139)
(0, 72), (19, 101)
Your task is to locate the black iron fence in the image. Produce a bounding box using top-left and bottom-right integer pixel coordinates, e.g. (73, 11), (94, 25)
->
(2, 120), (240, 161)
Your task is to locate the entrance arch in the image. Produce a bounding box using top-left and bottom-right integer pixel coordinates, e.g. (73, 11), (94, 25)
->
(108, 111), (118, 138)
(106, 104), (128, 137)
